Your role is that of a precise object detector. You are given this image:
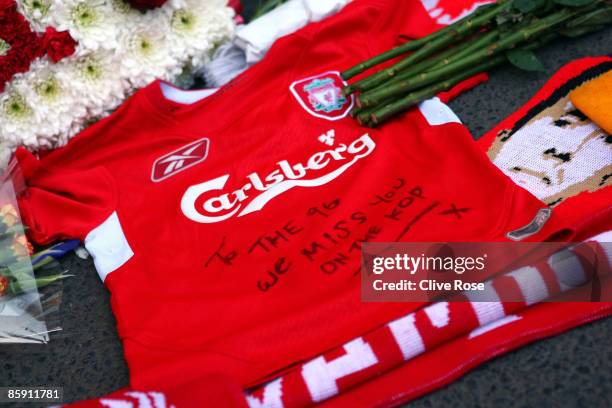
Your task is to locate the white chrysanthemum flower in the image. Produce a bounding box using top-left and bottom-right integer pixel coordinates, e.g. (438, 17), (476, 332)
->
(16, 0), (54, 32)
(61, 51), (130, 117)
(1, 60), (76, 151)
(0, 82), (42, 149)
(19, 60), (87, 148)
(165, 0), (190, 11)
(49, 1), (124, 53)
(1, 0), (236, 166)
(119, 16), (180, 88)
(167, 0), (235, 71)
(109, 0), (142, 17)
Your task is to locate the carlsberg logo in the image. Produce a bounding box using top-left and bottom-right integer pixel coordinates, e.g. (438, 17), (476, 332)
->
(181, 133), (376, 223)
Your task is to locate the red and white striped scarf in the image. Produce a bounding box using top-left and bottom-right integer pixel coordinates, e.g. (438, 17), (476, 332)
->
(62, 233), (611, 408)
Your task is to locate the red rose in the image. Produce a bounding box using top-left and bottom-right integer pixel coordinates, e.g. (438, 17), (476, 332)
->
(0, 275), (9, 297)
(126, 0), (167, 11)
(42, 27), (77, 63)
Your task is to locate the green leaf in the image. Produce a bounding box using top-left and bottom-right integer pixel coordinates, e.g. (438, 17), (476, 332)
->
(535, 0), (557, 15)
(553, 0), (597, 7)
(513, 0), (546, 13)
(506, 49), (546, 72)
(496, 8), (525, 26)
(474, 2), (499, 15)
(496, 12), (512, 25)
(513, 0), (537, 12)
(567, 6), (612, 27)
(561, 24), (606, 37)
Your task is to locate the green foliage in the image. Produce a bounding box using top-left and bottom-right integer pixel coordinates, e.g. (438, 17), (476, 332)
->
(562, 4), (612, 35)
(553, 0), (597, 7)
(568, 5), (612, 26)
(340, 0), (611, 126)
(513, 0), (547, 13)
(506, 48), (546, 71)
(561, 24), (606, 36)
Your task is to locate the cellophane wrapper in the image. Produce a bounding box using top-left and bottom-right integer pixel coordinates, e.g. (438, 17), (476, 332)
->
(0, 160), (65, 344)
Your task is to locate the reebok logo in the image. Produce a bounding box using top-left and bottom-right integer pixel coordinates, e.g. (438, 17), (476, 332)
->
(151, 138), (210, 182)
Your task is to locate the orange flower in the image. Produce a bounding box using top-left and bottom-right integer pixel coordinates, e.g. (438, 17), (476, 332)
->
(0, 204), (19, 228)
(0, 275), (8, 296)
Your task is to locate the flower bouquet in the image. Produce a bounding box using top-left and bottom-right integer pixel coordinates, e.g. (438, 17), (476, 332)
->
(343, 0), (612, 126)
(0, 0), (235, 169)
(0, 163), (73, 344)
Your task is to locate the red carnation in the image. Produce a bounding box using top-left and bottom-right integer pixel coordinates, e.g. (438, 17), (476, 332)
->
(228, 0), (244, 24)
(126, 0), (167, 11)
(0, 0), (17, 18)
(228, 0), (243, 15)
(42, 27), (77, 63)
(0, 275), (9, 297)
(0, 1), (44, 92)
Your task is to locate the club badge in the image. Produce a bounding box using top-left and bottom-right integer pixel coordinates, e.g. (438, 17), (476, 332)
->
(290, 71), (354, 121)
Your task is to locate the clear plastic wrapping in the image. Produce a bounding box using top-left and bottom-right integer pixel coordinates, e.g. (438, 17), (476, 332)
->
(0, 162), (71, 344)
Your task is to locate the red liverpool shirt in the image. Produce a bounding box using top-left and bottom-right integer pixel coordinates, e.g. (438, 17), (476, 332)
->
(16, 0), (549, 390)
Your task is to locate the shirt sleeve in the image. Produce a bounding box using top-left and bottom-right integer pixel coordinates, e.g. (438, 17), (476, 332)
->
(13, 87), (153, 245)
(15, 146), (117, 245)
